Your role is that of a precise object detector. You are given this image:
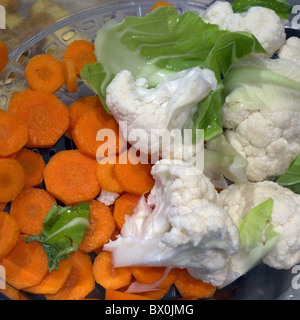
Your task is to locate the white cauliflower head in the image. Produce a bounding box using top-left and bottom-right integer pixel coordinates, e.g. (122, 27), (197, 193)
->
(105, 67), (217, 162)
(202, 2), (286, 56)
(220, 181), (300, 270)
(278, 37), (300, 66)
(104, 159), (240, 287)
(221, 56), (300, 182)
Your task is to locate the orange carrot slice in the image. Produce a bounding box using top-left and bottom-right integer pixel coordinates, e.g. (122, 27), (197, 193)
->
(15, 148), (46, 188)
(45, 251), (95, 300)
(150, 1), (177, 12)
(10, 187), (57, 236)
(0, 110), (28, 158)
(24, 54), (65, 93)
(43, 150), (100, 206)
(61, 57), (78, 93)
(113, 192), (140, 230)
(174, 268), (216, 299)
(96, 155), (124, 194)
(130, 266), (180, 290)
(79, 200), (115, 253)
(0, 158), (25, 202)
(68, 95), (103, 137)
(114, 150), (155, 196)
(72, 108), (124, 159)
(0, 203), (7, 211)
(105, 289), (153, 300)
(63, 40), (97, 76)
(0, 235), (49, 290)
(0, 41), (9, 74)
(24, 259), (72, 295)
(0, 211), (20, 260)
(8, 90), (69, 148)
(93, 251), (132, 291)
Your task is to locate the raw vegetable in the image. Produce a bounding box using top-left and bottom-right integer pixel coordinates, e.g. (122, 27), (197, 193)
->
(81, 6), (265, 141)
(43, 150), (100, 206)
(150, 1), (177, 12)
(78, 200), (115, 253)
(0, 203), (7, 211)
(72, 108), (124, 159)
(25, 202), (90, 271)
(10, 187), (57, 236)
(45, 251), (95, 300)
(63, 40), (97, 76)
(219, 198), (279, 287)
(0, 158), (25, 203)
(0, 211), (19, 260)
(8, 90), (69, 148)
(231, 0), (292, 20)
(113, 150), (155, 196)
(113, 192), (140, 230)
(0, 235), (49, 290)
(0, 110), (28, 158)
(0, 41), (9, 74)
(24, 53), (65, 93)
(96, 156), (124, 194)
(276, 156), (300, 194)
(15, 148), (46, 188)
(174, 268), (216, 299)
(23, 259), (72, 295)
(61, 57), (78, 93)
(92, 251), (132, 290)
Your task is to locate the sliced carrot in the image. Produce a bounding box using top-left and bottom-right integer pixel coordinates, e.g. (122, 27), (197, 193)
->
(0, 211), (20, 260)
(61, 57), (78, 93)
(68, 95), (104, 137)
(10, 187), (57, 236)
(130, 266), (180, 290)
(174, 269), (216, 299)
(0, 158), (25, 203)
(113, 192), (140, 230)
(8, 90), (69, 148)
(105, 289), (153, 300)
(0, 110), (28, 158)
(150, 1), (177, 12)
(72, 108), (125, 159)
(0, 41), (9, 74)
(92, 251), (132, 291)
(96, 155), (124, 194)
(45, 251), (95, 300)
(15, 148), (46, 188)
(43, 150), (100, 206)
(79, 200), (115, 253)
(24, 259), (72, 295)
(24, 54), (65, 93)
(114, 150), (155, 196)
(0, 235), (48, 290)
(0, 203), (7, 211)
(0, 282), (30, 300)
(63, 40), (97, 76)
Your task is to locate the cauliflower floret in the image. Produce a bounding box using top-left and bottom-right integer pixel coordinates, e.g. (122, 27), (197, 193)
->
(97, 190), (120, 206)
(202, 2), (286, 56)
(278, 37), (300, 66)
(104, 159), (239, 287)
(222, 110), (300, 181)
(106, 67), (217, 162)
(220, 181), (300, 270)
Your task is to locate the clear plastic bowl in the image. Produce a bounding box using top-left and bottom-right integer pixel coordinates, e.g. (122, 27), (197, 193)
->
(0, 0), (299, 300)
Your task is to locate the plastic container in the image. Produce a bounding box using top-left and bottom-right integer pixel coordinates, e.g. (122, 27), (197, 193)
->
(0, 0), (299, 300)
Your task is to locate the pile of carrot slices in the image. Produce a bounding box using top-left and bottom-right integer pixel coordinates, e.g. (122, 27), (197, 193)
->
(0, 1), (217, 301)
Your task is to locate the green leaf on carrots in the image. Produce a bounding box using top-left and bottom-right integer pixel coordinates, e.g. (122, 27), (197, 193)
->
(231, 0), (292, 20)
(25, 202), (90, 271)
